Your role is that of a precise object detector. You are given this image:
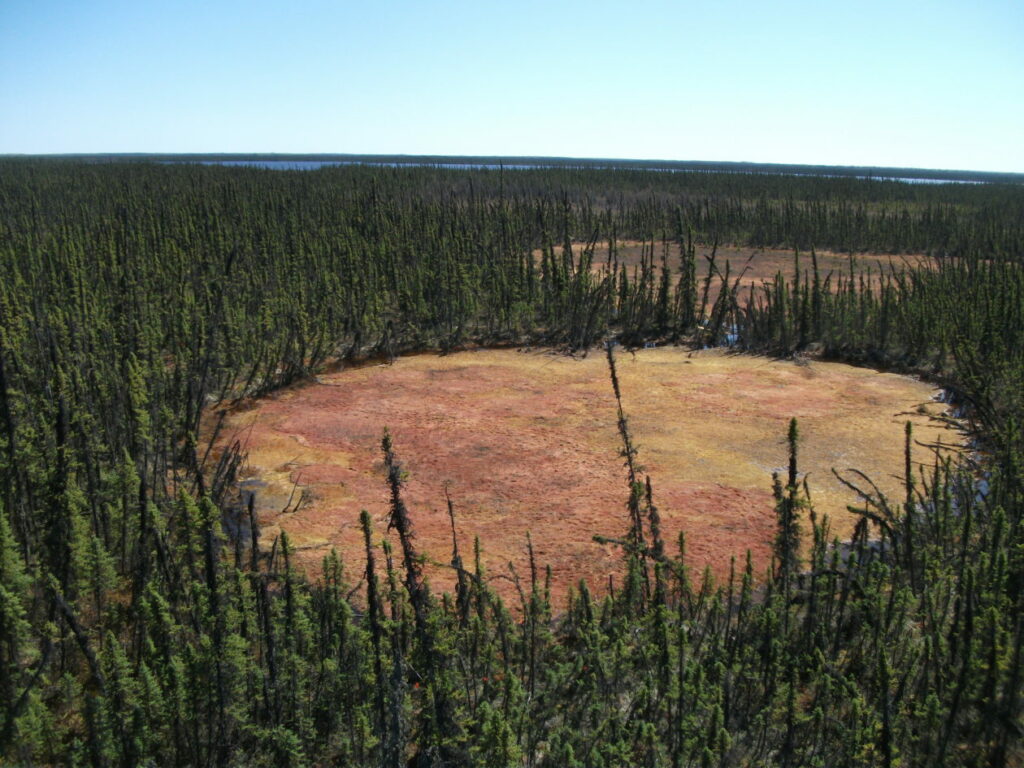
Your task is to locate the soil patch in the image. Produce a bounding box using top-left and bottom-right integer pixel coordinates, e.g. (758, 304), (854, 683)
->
(212, 348), (959, 605)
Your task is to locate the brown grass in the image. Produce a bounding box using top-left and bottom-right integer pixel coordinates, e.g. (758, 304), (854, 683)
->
(534, 241), (929, 303)
(211, 347), (960, 605)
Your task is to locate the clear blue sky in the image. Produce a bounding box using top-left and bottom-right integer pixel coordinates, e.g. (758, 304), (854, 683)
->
(1, 0), (1022, 172)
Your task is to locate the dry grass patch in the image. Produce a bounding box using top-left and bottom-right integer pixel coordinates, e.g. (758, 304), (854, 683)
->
(211, 347), (959, 604)
(535, 241), (929, 303)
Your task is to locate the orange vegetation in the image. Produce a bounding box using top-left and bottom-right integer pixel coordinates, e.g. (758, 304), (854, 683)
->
(536, 241), (929, 303)
(211, 347), (959, 605)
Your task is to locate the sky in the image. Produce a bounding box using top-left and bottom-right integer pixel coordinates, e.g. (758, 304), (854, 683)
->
(1, 0), (1022, 172)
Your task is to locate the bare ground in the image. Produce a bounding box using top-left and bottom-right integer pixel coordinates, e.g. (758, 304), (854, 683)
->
(211, 347), (959, 605)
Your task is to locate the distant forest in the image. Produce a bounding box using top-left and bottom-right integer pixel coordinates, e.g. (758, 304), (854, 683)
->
(1, 158), (1022, 766)
(13, 153), (1024, 184)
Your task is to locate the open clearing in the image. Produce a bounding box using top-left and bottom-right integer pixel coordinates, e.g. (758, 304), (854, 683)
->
(215, 348), (958, 604)
(537, 241), (930, 303)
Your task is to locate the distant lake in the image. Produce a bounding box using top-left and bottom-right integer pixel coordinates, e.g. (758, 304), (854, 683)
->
(186, 159), (545, 171)
(166, 159), (987, 184)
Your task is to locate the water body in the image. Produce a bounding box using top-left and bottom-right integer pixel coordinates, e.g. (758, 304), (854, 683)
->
(186, 159), (544, 171)
(204, 159), (530, 170)
(171, 159), (987, 184)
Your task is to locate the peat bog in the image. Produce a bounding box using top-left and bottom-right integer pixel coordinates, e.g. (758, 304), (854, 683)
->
(214, 347), (959, 602)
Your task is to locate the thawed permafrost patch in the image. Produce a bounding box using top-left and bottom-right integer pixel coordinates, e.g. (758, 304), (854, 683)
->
(211, 348), (960, 603)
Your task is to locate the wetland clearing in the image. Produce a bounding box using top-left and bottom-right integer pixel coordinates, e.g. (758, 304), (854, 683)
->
(215, 347), (959, 601)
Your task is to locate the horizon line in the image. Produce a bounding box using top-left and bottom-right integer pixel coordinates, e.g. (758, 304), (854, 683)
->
(3, 152), (1023, 180)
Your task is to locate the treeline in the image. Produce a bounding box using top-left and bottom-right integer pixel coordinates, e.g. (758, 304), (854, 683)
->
(8, 159), (1024, 253)
(60, 154), (1024, 185)
(0, 159), (1021, 765)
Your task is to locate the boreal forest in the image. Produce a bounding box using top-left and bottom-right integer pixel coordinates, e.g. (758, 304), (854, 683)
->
(1, 158), (1022, 766)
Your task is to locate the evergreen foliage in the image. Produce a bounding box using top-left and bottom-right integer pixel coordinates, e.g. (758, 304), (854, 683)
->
(0, 158), (1021, 765)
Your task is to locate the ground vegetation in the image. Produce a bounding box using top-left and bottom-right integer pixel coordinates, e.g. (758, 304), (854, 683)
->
(0, 159), (1022, 765)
